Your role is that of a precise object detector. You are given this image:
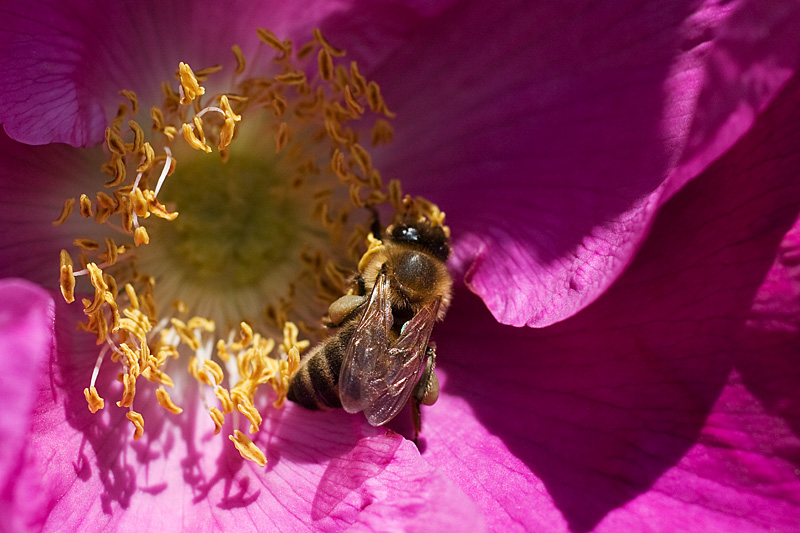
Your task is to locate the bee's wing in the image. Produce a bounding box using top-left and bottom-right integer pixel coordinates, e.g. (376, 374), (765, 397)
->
(361, 296), (441, 427)
(339, 270), (393, 414)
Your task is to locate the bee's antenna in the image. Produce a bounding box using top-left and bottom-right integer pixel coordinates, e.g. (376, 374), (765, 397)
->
(367, 206), (382, 239)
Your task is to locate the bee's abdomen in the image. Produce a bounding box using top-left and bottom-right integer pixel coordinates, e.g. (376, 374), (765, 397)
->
(288, 332), (349, 410)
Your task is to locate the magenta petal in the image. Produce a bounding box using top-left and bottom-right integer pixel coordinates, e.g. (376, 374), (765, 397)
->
(0, 280), (54, 528)
(423, 73), (800, 530)
(0, 0), (357, 147)
(11, 298), (481, 531)
(370, 0), (800, 327)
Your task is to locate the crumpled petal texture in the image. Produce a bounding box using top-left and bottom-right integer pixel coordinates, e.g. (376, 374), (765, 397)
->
(2, 0), (799, 329)
(424, 72), (800, 531)
(0, 0), (372, 147)
(0, 280), (54, 532)
(1, 0), (800, 531)
(364, 0), (800, 326)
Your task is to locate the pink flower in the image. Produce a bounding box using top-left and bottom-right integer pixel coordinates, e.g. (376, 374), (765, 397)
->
(2, 0), (800, 530)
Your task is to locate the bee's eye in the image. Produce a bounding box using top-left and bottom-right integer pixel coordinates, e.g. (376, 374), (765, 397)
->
(392, 224), (420, 244)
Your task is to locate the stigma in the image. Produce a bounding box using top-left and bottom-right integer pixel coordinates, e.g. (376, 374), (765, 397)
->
(51, 28), (431, 466)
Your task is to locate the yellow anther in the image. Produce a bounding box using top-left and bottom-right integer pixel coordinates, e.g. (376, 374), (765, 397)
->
(116, 373), (137, 408)
(124, 283), (139, 310)
(96, 191), (117, 210)
(281, 321), (309, 354)
(182, 123), (212, 153)
(156, 387), (183, 414)
(171, 318), (200, 350)
(187, 316), (215, 332)
(86, 262), (108, 291)
(236, 400), (263, 434)
(344, 85), (364, 115)
(217, 339), (231, 362)
(312, 28), (345, 57)
(232, 44), (246, 75)
(105, 156), (127, 188)
(210, 407), (225, 435)
(178, 62), (205, 105)
(142, 367), (174, 388)
(229, 321), (254, 352)
(318, 48), (334, 81)
(229, 430), (266, 467)
(104, 126), (127, 155)
(349, 61), (367, 95)
(203, 360), (224, 386)
(120, 89), (139, 114)
(78, 194), (93, 218)
(111, 103), (128, 131)
(126, 411), (145, 441)
(119, 343), (141, 376)
(150, 106), (166, 131)
(214, 386), (234, 414)
(389, 179), (403, 210)
(53, 198), (75, 226)
(350, 143), (372, 175)
(118, 193), (134, 233)
(218, 117), (236, 151)
(83, 386), (105, 413)
(163, 126), (177, 141)
(73, 238), (99, 251)
(275, 71), (307, 85)
(275, 122), (289, 153)
(136, 142), (155, 173)
(270, 94), (287, 116)
(129, 120), (144, 153)
(134, 226), (150, 246)
(193, 65), (224, 80)
(131, 187), (148, 217)
(257, 27), (287, 52)
(143, 189), (179, 220)
(100, 238), (119, 265)
(219, 95), (242, 122)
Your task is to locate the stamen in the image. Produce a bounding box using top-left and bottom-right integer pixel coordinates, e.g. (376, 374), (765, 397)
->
(126, 411), (145, 441)
(156, 387), (183, 414)
(83, 386), (105, 413)
(178, 62), (205, 105)
(55, 27), (445, 466)
(53, 198), (75, 226)
(229, 430), (267, 467)
(232, 45), (246, 75)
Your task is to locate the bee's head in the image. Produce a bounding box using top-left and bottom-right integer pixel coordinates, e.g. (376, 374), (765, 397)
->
(388, 220), (450, 262)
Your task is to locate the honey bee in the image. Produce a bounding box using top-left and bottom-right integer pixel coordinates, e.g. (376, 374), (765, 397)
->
(288, 217), (452, 436)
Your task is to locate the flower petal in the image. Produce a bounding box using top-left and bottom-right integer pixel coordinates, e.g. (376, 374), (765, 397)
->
(370, 0), (800, 327)
(9, 297), (481, 531)
(0, 280), (53, 531)
(0, 0), (360, 147)
(423, 73), (800, 530)
(0, 131), (103, 285)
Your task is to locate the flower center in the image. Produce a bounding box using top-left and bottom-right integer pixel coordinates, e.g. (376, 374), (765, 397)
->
(53, 29), (447, 466)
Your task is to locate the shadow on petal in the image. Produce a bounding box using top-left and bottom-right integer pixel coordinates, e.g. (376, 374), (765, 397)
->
(432, 73), (800, 530)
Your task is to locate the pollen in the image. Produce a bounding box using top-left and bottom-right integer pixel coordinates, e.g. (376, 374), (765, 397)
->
(54, 27), (442, 466)
(229, 430), (267, 467)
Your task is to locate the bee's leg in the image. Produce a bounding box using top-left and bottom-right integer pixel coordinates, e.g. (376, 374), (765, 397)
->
(411, 345), (440, 442)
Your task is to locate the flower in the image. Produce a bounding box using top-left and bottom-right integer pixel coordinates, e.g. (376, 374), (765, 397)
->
(2, 0), (800, 531)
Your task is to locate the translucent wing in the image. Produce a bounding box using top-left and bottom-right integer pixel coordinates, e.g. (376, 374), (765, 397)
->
(362, 296), (441, 426)
(339, 270), (393, 414)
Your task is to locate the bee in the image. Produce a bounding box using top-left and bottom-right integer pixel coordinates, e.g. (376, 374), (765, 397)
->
(288, 217), (452, 436)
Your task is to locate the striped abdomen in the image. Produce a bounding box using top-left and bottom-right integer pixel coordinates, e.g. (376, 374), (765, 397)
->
(287, 324), (354, 410)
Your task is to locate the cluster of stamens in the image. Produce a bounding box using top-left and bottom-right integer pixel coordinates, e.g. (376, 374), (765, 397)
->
(52, 28), (419, 466)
